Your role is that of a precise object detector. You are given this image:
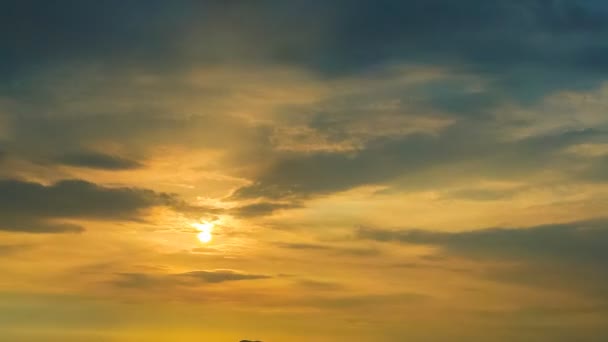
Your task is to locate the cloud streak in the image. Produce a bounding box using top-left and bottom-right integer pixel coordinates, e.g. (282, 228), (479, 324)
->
(114, 269), (272, 288)
(0, 179), (177, 233)
(54, 151), (142, 170)
(358, 219), (608, 262)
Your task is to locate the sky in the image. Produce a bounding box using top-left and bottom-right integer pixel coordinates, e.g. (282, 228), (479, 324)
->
(1, 1), (608, 341)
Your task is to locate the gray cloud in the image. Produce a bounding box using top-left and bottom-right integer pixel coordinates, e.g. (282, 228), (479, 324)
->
(441, 187), (525, 201)
(234, 126), (600, 200)
(360, 219), (608, 300)
(582, 155), (608, 182)
(7, 108), (266, 163)
(358, 218), (608, 263)
(480, 261), (608, 298)
(4, 1), (608, 96)
(3, 1), (608, 208)
(0, 218), (84, 234)
(0, 179), (177, 233)
(232, 202), (302, 218)
(276, 242), (380, 257)
(308, 292), (429, 311)
(114, 269), (271, 288)
(54, 151), (142, 170)
(276, 242), (333, 251)
(178, 270), (271, 283)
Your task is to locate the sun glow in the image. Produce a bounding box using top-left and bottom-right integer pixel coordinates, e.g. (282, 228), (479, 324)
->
(197, 230), (212, 243)
(192, 221), (215, 243)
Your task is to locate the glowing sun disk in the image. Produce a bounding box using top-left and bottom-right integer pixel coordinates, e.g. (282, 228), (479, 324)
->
(197, 230), (212, 243)
(192, 221), (214, 244)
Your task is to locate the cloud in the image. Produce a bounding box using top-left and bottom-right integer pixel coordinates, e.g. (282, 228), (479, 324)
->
(2, 2), (608, 340)
(275, 242), (380, 257)
(357, 218), (608, 263)
(4, 2), (608, 206)
(308, 292), (429, 311)
(582, 155), (608, 182)
(0, 244), (30, 256)
(4, 1), (608, 103)
(232, 202), (302, 218)
(441, 187), (523, 201)
(0, 179), (177, 233)
(113, 269), (271, 288)
(178, 270), (271, 283)
(359, 219), (608, 299)
(0, 218), (84, 234)
(54, 151), (142, 170)
(276, 242), (333, 251)
(234, 126), (598, 200)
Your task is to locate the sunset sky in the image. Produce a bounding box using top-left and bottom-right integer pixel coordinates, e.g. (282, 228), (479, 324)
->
(2, 1), (608, 341)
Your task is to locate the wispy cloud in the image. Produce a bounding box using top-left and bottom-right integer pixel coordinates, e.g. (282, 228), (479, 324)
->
(113, 269), (272, 288)
(54, 151), (143, 170)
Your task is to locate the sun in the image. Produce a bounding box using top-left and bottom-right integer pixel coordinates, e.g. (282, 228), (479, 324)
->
(197, 230), (212, 243)
(192, 221), (215, 244)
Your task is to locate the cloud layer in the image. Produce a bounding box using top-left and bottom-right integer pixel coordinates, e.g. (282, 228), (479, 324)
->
(358, 219), (608, 262)
(0, 179), (177, 233)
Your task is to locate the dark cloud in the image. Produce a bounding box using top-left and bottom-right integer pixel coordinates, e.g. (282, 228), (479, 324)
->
(441, 187), (524, 201)
(360, 219), (608, 299)
(480, 261), (608, 299)
(178, 270), (271, 283)
(3, 1), (608, 207)
(581, 155), (608, 182)
(391, 262), (470, 274)
(3, 0), (608, 102)
(276, 242), (380, 257)
(319, 0), (608, 102)
(0, 217), (84, 234)
(232, 202), (302, 218)
(276, 242), (333, 251)
(1, 107), (271, 178)
(54, 151), (142, 170)
(114, 269), (271, 288)
(0, 178), (176, 219)
(358, 218), (608, 263)
(0, 179), (177, 233)
(234, 126), (599, 200)
(8, 109), (263, 156)
(308, 292), (429, 311)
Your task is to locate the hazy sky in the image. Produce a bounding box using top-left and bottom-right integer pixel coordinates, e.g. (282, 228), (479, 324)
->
(2, 1), (608, 341)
